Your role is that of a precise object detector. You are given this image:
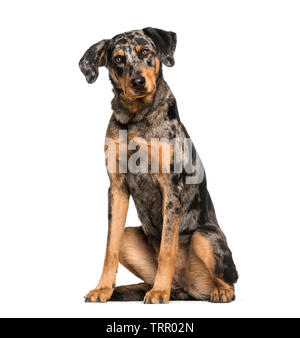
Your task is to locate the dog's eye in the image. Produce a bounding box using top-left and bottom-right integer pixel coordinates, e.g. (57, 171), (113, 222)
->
(141, 49), (149, 56)
(115, 56), (122, 64)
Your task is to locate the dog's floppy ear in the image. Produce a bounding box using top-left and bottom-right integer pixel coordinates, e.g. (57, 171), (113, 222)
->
(143, 27), (177, 67)
(79, 39), (109, 83)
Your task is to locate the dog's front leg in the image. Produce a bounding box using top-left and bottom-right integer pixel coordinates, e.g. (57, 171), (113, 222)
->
(144, 176), (180, 304)
(85, 174), (129, 302)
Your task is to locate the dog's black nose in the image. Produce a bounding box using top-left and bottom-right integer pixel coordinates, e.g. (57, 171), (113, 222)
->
(131, 76), (145, 89)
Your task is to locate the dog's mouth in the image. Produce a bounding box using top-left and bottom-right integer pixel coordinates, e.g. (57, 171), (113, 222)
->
(122, 90), (149, 101)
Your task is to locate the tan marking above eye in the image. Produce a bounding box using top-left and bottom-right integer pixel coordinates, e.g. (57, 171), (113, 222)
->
(136, 45), (149, 55)
(117, 49), (124, 56)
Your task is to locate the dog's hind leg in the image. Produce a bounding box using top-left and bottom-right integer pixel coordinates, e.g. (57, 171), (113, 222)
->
(118, 226), (158, 284)
(191, 226), (238, 303)
(108, 226), (158, 301)
(184, 246), (214, 301)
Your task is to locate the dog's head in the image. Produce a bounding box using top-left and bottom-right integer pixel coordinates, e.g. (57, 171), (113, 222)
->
(79, 28), (176, 103)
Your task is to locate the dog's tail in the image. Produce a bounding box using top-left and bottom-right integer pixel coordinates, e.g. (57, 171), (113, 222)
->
(110, 283), (197, 301)
(110, 283), (151, 301)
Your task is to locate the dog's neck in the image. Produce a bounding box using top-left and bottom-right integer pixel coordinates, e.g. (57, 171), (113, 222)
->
(111, 75), (172, 125)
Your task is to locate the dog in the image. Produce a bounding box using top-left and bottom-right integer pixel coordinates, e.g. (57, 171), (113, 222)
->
(79, 27), (238, 303)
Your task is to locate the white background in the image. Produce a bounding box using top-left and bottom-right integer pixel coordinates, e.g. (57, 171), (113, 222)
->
(0, 0), (299, 318)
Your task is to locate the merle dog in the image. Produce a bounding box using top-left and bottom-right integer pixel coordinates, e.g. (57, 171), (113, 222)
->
(79, 27), (238, 303)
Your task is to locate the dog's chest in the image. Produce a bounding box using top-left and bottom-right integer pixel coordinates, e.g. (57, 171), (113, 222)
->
(107, 117), (172, 238)
(126, 172), (163, 238)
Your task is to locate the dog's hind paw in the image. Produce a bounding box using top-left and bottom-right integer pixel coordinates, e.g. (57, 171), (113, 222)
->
(209, 286), (235, 303)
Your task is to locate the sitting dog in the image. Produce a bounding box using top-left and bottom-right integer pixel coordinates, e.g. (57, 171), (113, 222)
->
(79, 27), (238, 303)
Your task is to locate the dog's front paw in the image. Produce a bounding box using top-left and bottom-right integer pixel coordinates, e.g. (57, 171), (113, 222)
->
(85, 287), (113, 303)
(144, 288), (170, 304)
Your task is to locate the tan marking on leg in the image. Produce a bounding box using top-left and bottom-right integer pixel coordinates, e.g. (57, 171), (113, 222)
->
(85, 174), (129, 303)
(144, 175), (180, 304)
(119, 227), (157, 284)
(192, 232), (215, 274)
(184, 245), (214, 299)
(192, 232), (235, 303)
